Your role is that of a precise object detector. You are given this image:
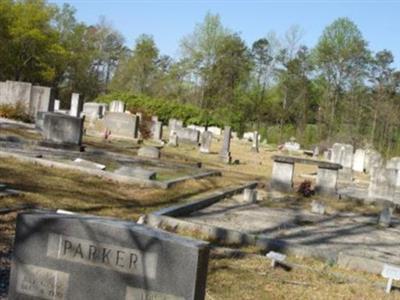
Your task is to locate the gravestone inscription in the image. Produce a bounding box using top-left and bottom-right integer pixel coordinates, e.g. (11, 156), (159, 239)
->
(9, 212), (209, 300)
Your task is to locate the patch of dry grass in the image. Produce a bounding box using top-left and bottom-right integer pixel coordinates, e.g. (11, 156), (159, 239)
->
(206, 255), (398, 300)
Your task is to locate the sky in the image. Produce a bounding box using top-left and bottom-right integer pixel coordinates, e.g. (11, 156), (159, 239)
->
(49, 0), (400, 67)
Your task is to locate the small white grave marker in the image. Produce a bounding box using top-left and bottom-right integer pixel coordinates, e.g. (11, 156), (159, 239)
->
(266, 251), (287, 267)
(382, 264), (400, 293)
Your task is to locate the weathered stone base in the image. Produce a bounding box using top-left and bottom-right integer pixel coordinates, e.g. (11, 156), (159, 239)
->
(220, 153), (232, 164)
(39, 141), (85, 152)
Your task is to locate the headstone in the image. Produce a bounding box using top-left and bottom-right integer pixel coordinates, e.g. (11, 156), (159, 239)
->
(115, 166), (156, 180)
(54, 99), (60, 111)
(283, 138), (300, 152)
(175, 127), (200, 145)
(104, 112), (139, 140)
(110, 100), (125, 113)
(387, 157), (400, 170)
(368, 167), (398, 201)
(136, 112), (143, 122)
(72, 158), (106, 170)
(187, 125), (206, 133)
(8, 211), (209, 300)
(153, 121), (163, 141)
(251, 131), (259, 153)
(168, 131), (178, 147)
(83, 102), (105, 120)
(271, 160), (294, 192)
(1, 81), (32, 114)
(311, 200), (325, 215)
(69, 93), (82, 117)
(30, 85), (52, 118)
(41, 113), (84, 148)
(316, 167), (339, 195)
(352, 149), (366, 172)
(313, 146), (319, 158)
(323, 150), (332, 161)
(365, 150), (383, 173)
(242, 132), (253, 141)
(219, 126), (232, 163)
(243, 188), (257, 203)
(382, 264), (400, 293)
(331, 143), (353, 180)
(199, 131), (212, 153)
(208, 126), (222, 136)
(138, 146), (160, 159)
(379, 207), (393, 227)
(35, 111), (47, 131)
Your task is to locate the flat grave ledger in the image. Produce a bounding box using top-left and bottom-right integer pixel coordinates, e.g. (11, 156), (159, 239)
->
(9, 212), (209, 300)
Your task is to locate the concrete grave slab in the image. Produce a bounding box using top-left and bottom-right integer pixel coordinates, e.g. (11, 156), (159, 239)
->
(115, 166), (157, 180)
(138, 146), (160, 159)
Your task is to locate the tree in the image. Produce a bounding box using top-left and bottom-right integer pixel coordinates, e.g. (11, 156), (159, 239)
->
(180, 12), (229, 107)
(314, 17), (370, 136)
(111, 34), (160, 95)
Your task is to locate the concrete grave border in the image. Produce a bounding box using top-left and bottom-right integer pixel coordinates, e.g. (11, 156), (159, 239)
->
(0, 150), (221, 189)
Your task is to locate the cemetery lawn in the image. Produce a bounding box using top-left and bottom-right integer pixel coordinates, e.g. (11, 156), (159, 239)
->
(0, 157), (234, 220)
(206, 255), (397, 300)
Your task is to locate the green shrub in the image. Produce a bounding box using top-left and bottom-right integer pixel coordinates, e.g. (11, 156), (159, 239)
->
(96, 92), (223, 127)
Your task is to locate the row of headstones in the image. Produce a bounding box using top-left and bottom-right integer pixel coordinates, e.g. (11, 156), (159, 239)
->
(329, 143), (400, 202)
(0, 80), (52, 119)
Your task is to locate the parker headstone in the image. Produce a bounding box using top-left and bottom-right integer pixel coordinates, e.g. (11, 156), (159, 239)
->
(219, 126), (232, 163)
(69, 93), (82, 118)
(110, 100), (125, 113)
(199, 131), (212, 153)
(8, 211), (209, 300)
(104, 112), (139, 140)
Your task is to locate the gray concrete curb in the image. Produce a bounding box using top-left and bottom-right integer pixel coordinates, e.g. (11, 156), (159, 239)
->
(0, 151), (220, 189)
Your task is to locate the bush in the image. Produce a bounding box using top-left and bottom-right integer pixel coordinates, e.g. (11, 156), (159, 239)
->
(0, 103), (32, 123)
(96, 92), (223, 127)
